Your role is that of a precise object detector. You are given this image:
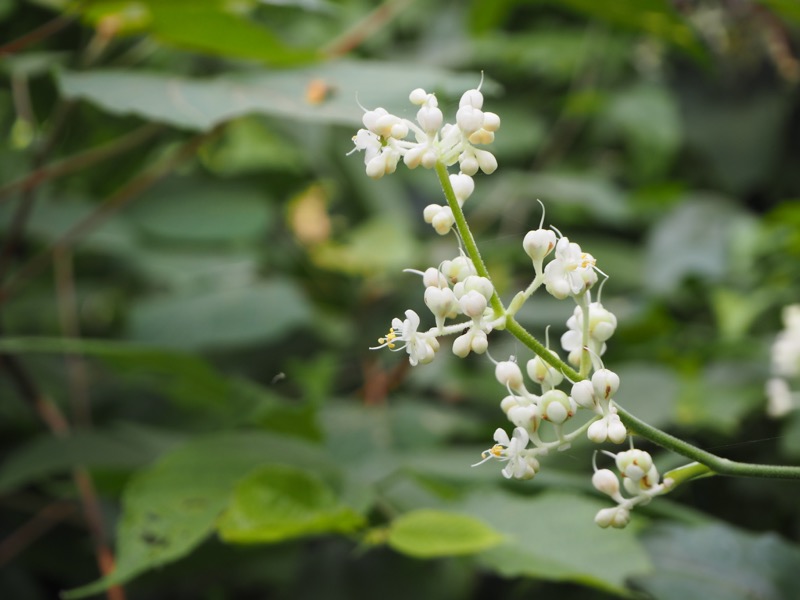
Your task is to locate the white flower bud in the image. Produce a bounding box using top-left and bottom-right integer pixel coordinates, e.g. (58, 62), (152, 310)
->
(421, 150), (438, 169)
(450, 173), (475, 203)
(508, 404), (538, 431)
(470, 329), (489, 354)
(431, 207), (455, 235)
(591, 369), (620, 401)
(441, 256), (475, 284)
(365, 154), (387, 179)
(424, 286), (458, 321)
(523, 229), (557, 263)
(362, 107), (388, 131)
(417, 105), (443, 132)
(404, 145), (425, 169)
(587, 418), (608, 443)
(496, 360), (523, 389)
(409, 88), (428, 105)
(500, 395), (519, 414)
(468, 129), (494, 145)
(606, 414), (627, 444)
(592, 469), (620, 496)
(459, 88), (484, 109)
(459, 155), (479, 176)
(452, 331), (472, 358)
(474, 148), (498, 174)
(594, 507), (618, 528)
(526, 353), (564, 388)
(482, 111), (500, 131)
(422, 267), (447, 289)
(460, 289), (488, 318)
(610, 507), (630, 528)
(615, 449), (652, 481)
(463, 275), (494, 301)
(571, 380), (596, 410)
(540, 389), (574, 424)
(423, 204), (442, 223)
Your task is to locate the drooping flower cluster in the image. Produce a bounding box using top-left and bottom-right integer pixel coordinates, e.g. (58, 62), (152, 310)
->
(592, 449), (673, 528)
(352, 81), (669, 528)
(766, 304), (800, 417)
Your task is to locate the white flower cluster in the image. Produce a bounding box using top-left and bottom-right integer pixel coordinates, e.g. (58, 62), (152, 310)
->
(353, 81), (668, 528)
(371, 255), (502, 365)
(766, 304), (800, 418)
(350, 83), (499, 236)
(592, 449), (673, 528)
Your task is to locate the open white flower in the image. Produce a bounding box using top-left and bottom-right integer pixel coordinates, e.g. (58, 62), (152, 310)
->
(371, 310), (439, 366)
(543, 237), (598, 299)
(473, 427), (535, 479)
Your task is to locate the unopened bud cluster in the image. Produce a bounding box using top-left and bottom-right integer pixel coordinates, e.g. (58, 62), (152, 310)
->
(352, 80), (670, 528)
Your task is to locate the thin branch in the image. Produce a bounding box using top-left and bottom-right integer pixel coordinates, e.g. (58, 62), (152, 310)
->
(0, 501), (76, 566)
(322, 0), (414, 58)
(0, 123), (164, 203)
(0, 5), (82, 57)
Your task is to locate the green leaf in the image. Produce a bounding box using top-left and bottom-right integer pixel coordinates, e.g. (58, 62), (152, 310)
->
(0, 337), (234, 409)
(633, 523), (800, 600)
(56, 61), (496, 131)
(79, 1), (320, 66)
(603, 84), (681, 179)
(127, 279), (311, 350)
(63, 431), (335, 598)
(128, 178), (274, 245)
(643, 196), (757, 294)
(218, 464), (363, 543)
(462, 490), (652, 594)
(387, 509), (504, 558)
(0, 426), (181, 493)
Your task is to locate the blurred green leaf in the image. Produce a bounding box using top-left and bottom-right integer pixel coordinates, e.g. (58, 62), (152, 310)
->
(128, 177), (274, 245)
(56, 61), (497, 131)
(0, 425), (182, 493)
(603, 83), (681, 179)
(127, 279), (311, 350)
(63, 431), (335, 598)
(463, 490), (652, 594)
(0, 337), (233, 408)
(676, 362), (763, 434)
(644, 196), (757, 294)
(613, 363), (679, 429)
(218, 464), (364, 543)
(633, 523), (800, 600)
(387, 509), (504, 558)
(79, 1), (320, 65)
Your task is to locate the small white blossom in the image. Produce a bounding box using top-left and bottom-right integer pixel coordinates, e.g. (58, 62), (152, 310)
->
(372, 310), (439, 366)
(473, 427), (536, 479)
(543, 237), (598, 299)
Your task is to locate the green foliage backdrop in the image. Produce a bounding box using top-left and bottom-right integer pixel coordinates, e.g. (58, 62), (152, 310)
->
(1, 0), (800, 598)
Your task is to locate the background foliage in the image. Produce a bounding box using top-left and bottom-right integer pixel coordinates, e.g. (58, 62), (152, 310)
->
(2, 0), (800, 598)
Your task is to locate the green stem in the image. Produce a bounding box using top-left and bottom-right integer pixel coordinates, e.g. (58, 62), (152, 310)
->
(615, 404), (800, 479)
(434, 161), (800, 482)
(435, 162), (504, 316)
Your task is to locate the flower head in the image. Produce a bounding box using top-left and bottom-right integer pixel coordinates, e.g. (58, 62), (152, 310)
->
(543, 237), (598, 299)
(473, 427), (536, 479)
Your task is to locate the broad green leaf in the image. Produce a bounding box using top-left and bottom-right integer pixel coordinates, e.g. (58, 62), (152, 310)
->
(128, 178), (274, 245)
(0, 337), (234, 409)
(127, 279), (311, 350)
(79, 1), (320, 65)
(462, 490), (652, 594)
(603, 84), (681, 179)
(218, 464), (363, 543)
(676, 362), (763, 434)
(536, 0), (704, 58)
(56, 61), (496, 131)
(387, 509), (504, 558)
(63, 431), (335, 598)
(632, 523), (800, 600)
(0, 426), (182, 493)
(643, 196), (757, 294)
(613, 363), (679, 429)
